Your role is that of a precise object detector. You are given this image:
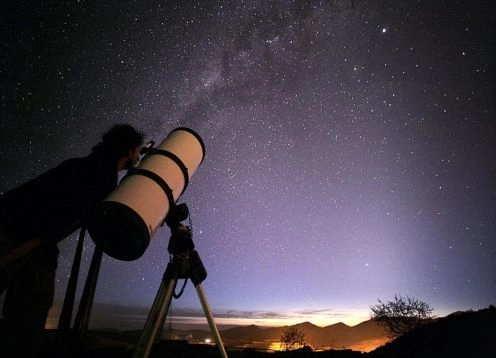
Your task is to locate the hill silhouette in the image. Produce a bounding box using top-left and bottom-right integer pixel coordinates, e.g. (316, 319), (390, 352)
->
(367, 305), (496, 358)
(199, 319), (387, 351)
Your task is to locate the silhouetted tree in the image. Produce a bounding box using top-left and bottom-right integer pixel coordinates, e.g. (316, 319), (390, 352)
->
(370, 294), (434, 339)
(280, 326), (307, 350)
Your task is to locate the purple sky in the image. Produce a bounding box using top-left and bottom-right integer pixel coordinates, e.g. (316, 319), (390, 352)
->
(1, 0), (495, 329)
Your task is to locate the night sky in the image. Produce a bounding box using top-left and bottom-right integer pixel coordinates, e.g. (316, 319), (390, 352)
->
(1, 1), (495, 330)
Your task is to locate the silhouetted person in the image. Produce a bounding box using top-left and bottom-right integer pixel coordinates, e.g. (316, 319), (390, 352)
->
(0, 124), (144, 357)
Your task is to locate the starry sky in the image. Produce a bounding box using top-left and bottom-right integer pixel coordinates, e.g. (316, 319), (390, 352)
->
(1, 0), (495, 330)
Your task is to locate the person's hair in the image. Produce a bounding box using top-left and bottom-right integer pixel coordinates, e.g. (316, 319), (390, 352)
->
(92, 124), (144, 160)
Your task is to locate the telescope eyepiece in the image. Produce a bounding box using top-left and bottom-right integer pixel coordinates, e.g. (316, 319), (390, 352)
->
(140, 140), (156, 155)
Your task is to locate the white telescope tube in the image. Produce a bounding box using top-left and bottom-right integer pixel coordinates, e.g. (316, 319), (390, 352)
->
(88, 127), (205, 261)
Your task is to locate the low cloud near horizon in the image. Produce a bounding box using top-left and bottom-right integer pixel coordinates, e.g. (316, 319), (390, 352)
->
(46, 301), (370, 330)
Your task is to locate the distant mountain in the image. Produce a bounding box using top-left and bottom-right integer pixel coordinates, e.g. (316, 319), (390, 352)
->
(212, 318), (387, 351)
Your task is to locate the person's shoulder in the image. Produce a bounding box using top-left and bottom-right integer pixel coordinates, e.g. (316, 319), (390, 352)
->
(55, 155), (117, 183)
(58, 156), (87, 165)
(47, 156), (81, 173)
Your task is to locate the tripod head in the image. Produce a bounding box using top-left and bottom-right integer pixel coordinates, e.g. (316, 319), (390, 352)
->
(162, 203), (207, 285)
(164, 203), (194, 254)
(167, 223), (195, 255)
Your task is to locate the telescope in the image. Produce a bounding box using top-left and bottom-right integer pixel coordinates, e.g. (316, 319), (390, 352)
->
(88, 127), (205, 261)
(56, 127), (227, 358)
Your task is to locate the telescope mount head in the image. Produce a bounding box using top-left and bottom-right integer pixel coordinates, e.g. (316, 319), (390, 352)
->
(165, 203), (195, 255)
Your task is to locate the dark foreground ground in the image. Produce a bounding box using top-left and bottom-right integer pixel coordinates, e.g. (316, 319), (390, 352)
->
(25, 332), (365, 358)
(41, 341), (364, 358)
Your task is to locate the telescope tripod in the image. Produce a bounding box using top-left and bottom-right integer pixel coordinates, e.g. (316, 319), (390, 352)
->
(133, 224), (228, 358)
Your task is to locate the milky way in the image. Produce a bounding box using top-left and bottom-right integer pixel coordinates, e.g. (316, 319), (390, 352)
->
(0, 1), (494, 329)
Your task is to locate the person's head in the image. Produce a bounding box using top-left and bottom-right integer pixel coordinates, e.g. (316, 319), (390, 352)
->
(92, 124), (144, 170)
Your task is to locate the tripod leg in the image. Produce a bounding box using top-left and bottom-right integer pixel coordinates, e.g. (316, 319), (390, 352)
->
(73, 246), (103, 336)
(195, 284), (228, 358)
(55, 227), (86, 349)
(133, 275), (177, 358)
